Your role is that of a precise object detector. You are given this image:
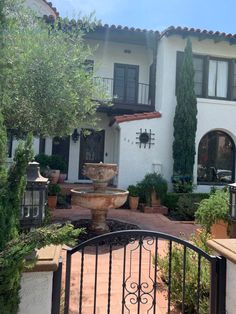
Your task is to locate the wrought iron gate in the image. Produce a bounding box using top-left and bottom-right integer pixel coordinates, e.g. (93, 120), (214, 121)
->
(62, 230), (226, 314)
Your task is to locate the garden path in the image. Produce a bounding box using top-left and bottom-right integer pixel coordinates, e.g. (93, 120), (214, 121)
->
(53, 207), (198, 313)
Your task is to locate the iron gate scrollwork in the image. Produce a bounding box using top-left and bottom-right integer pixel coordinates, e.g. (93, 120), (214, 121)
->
(63, 230), (226, 314)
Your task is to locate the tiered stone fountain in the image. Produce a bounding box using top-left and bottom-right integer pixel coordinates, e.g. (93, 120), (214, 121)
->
(71, 163), (128, 233)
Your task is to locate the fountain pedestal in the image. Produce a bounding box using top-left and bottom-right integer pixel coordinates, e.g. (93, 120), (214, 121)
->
(71, 163), (128, 234)
(91, 209), (109, 233)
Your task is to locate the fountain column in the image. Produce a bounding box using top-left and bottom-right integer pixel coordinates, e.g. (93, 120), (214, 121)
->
(71, 162), (129, 234)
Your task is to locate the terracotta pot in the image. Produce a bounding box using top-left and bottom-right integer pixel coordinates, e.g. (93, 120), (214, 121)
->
(50, 170), (60, 184)
(211, 220), (229, 239)
(58, 173), (67, 183)
(129, 196), (139, 210)
(47, 195), (57, 209)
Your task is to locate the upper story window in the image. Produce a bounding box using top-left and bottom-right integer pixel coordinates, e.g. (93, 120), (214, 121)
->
(176, 52), (204, 97)
(176, 52), (236, 101)
(113, 63), (139, 104)
(193, 57), (204, 96)
(208, 59), (228, 98)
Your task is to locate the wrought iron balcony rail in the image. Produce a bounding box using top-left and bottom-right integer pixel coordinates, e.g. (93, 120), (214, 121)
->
(94, 77), (150, 106)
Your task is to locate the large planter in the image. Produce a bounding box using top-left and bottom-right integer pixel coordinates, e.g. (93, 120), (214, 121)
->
(211, 220), (229, 239)
(58, 173), (67, 183)
(196, 220), (229, 240)
(129, 196), (139, 210)
(47, 195), (57, 209)
(151, 191), (161, 206)
(49, 170), (60, 184)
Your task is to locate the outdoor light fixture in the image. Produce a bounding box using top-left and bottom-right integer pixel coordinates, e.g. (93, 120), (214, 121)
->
(72, 128), (80, 143)
(20, 162), (48, 230)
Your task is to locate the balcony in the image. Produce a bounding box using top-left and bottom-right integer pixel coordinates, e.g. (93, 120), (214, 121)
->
(94, 77), (154, 114)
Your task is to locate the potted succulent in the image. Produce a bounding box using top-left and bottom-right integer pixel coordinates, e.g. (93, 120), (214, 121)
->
(47, 183), (61, 209)
(138, 173), (168, 207)
(195, 189), (230, 239)
(127, 185), (140, 210)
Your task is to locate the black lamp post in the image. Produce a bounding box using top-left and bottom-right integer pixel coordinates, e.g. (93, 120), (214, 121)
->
(72, 129), (80, 143)
(20, 162), (48, 230)
(228, 183), (236, 237)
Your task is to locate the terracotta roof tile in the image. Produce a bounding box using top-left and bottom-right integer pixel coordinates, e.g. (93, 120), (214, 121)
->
(110, 112), (162, 126)
(161, 26), (236, 43)
(42, 0), (59, 17)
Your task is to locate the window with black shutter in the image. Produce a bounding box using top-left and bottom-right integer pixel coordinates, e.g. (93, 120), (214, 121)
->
(175, 51), (236, 100)
(113, 63), (139, 104)
(176, 51), (204, 97)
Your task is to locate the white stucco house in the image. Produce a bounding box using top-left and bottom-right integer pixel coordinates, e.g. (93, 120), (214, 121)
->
(11, 1), (236, 192)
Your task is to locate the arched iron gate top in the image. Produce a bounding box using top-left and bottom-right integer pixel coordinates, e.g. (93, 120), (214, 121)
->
(69, 229), (214, 261)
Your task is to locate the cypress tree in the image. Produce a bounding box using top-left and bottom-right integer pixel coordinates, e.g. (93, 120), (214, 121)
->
(172, 38), (197, 189)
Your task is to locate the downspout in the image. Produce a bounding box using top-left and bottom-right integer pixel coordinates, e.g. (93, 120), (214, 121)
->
(151, 32), (160, 110)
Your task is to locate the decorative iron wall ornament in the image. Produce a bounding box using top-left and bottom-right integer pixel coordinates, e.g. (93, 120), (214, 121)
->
(136, 128), (155, 148)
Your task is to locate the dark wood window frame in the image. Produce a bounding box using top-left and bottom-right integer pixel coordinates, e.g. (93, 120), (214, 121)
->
(113, 63), (139, 104)
(176, 51), (236, 101)
(197, 130), (235, 185)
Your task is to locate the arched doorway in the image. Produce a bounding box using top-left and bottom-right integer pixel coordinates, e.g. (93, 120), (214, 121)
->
(197, 130), (235, 184)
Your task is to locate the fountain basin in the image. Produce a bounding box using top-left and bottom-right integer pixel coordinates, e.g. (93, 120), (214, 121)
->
(71, 188), (128, 209)
(83, 163), (118, 182)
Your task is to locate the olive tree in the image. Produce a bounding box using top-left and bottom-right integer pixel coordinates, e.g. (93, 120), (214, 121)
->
(2, 0), (104, 138)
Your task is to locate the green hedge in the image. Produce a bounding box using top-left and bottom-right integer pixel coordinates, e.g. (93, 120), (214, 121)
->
(163, 193), (209, 221)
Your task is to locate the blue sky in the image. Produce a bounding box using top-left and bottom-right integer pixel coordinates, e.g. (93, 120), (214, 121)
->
(52, 0), (235, 34)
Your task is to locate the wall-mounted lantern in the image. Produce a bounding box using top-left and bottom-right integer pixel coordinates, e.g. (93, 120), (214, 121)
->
(20, 162), (48, 230)
(72, 129), (80, 143)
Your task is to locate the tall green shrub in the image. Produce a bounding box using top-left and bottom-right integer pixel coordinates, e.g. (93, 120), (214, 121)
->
(195, 190), (229, 233)
(158, 232), (212, 313)
(173, 38), (197, 187)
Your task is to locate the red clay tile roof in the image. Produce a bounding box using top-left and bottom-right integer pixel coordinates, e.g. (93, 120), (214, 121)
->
(161, 26), (236, 43)
(42, 0), (59, 17)
(110, 112), (162, 125)
(96, 23), (159, 35)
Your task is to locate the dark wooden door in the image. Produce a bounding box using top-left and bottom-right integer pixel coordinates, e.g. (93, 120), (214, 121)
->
(52, 136), (70, 173)
(113, 63), (139, 104)
(79, 130), (105, 179)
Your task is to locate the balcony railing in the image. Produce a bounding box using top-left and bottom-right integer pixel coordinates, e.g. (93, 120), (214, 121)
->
(94, 77), (150, 106)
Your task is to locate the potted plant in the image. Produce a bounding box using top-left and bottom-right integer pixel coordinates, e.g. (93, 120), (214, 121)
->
(138, 173), (168, 209)
(127, 185), (140, 210)
(57, 159), (67, 183)
(195, 189), (229, 238)
(34, 153), (51, 177)
(48, 155), (67, 184)
(47, 183), (61, 209)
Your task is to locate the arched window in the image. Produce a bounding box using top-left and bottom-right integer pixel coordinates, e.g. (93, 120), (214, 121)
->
(197, 131), (235, 184)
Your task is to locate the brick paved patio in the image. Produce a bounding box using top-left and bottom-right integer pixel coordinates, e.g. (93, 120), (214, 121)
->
(54, 207), (198, 313)
(53, 206), (197, 239)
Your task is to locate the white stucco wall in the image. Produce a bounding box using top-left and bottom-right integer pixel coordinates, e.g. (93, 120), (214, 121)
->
(19, 271), (53, 314)
(116, 117), (164, 189)
(87, 38), (153, 103)
(155, 35), (236, 190)
(25, 0), (57, 17)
